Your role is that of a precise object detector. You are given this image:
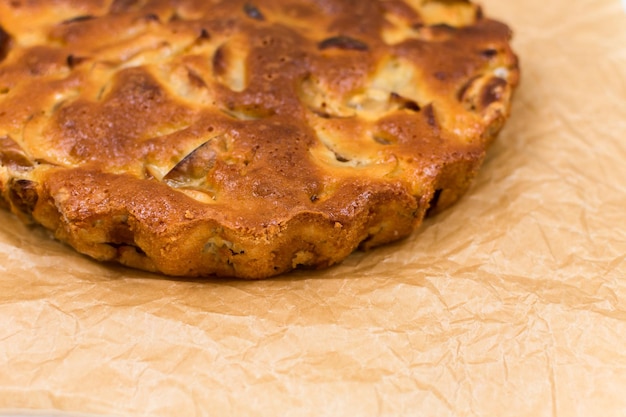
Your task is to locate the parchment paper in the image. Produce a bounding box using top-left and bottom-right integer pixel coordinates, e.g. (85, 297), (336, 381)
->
(2, 0), (626, 416)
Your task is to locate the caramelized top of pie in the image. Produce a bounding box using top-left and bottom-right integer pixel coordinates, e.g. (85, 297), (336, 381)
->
(0, 0), (519, 278)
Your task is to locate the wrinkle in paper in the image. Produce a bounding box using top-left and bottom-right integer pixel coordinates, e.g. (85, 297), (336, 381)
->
(2, 0), (626, 416)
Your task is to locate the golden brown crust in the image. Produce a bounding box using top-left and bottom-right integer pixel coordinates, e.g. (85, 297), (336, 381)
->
(0, 0), (519, 279)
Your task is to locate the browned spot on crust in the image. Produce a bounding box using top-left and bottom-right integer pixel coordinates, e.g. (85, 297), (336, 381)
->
(66, 54), (89, 69)
(61, 15), (95, 25)
(186, 68), (207, 89)
(109, 0), (142, 13)
(0, 25), (11, 62)
(480, 77), (507, 108)
(475, 5), (484, 20)
(423, 103), (438, 128)
(244, 3), (265, 21)
(426, 188), (442, 216)
(390, 92), (421, 112)
(212, 45), (228, 77)
(9, 179), (38, 215)
(456, 74), (481, 102)
(0, 136), (33, 170)
(199, 28), (210, 40)
(318, 36), (369, 51)
(480, 48), (498, 59)
(164, 139), (218, 184)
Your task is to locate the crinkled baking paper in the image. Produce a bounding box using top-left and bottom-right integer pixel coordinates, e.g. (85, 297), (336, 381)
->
(1, 0), (626, 416)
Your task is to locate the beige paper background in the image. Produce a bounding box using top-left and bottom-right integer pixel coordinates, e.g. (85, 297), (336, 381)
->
(1, 0), (626, 415)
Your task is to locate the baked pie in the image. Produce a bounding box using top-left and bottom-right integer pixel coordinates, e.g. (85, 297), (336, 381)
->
(0, 0), (519, 278)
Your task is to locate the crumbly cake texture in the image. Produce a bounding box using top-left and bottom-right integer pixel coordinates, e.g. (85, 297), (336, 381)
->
(0, 0), (519, 279)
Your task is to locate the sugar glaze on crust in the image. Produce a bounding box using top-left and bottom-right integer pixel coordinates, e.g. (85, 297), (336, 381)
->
(0, 0), (519, 279)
